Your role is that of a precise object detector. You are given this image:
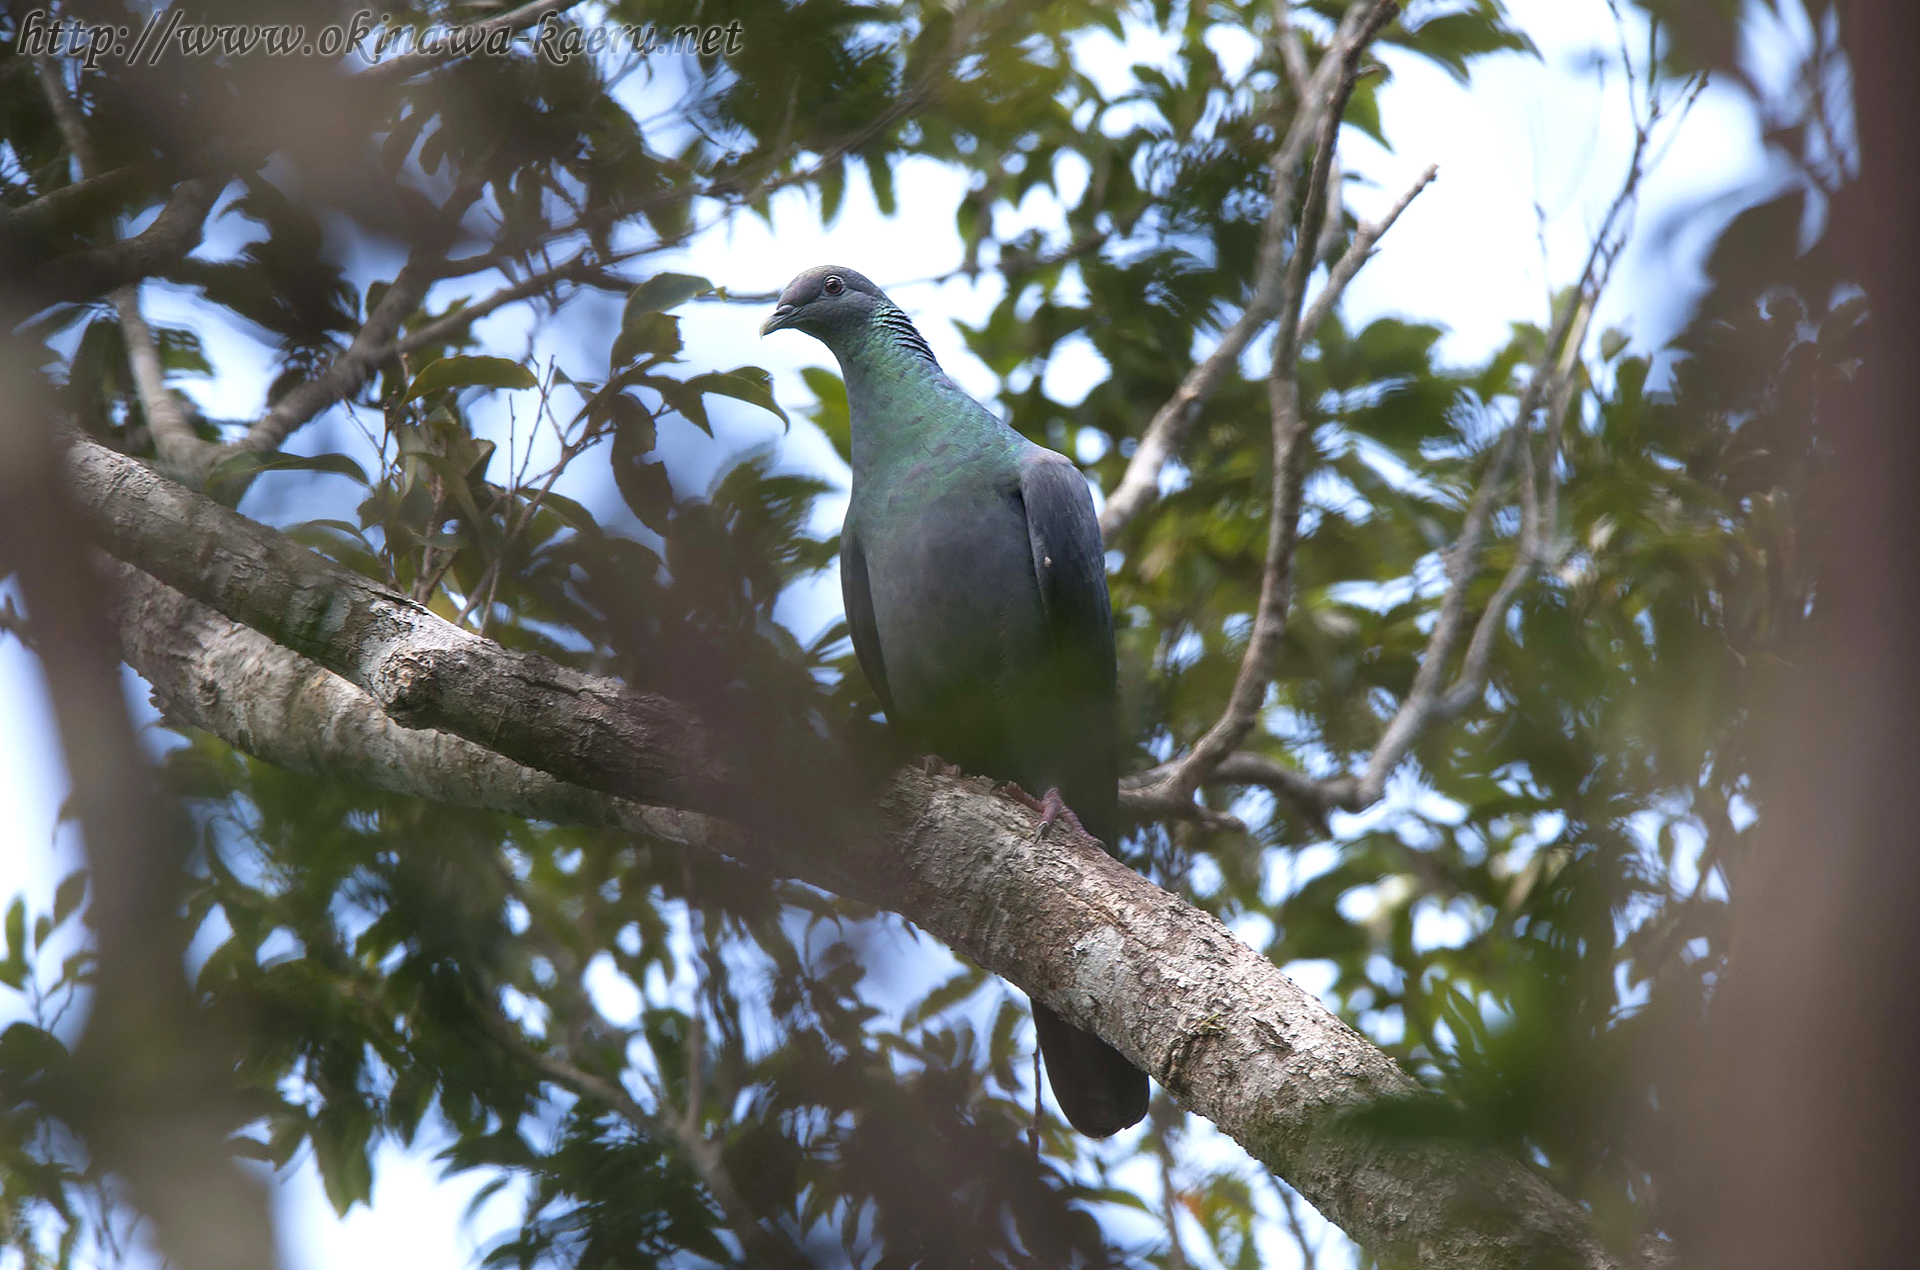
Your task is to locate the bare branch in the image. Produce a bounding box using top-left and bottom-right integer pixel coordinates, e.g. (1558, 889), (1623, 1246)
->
(236, 180), (483, 455)
(1341, 149), (1644, 809)
(1138, 48), (1704, 825)
(1152, 10), (1393, 803)
(1433, 296), (1593, 722)
(110, 289), (209, 472)
(1099, 0), (1401, 540)
(1127, 749), (1344, 822)
(1295, 162), (1439, 342)
(1120, 781), (1248, 833)
(1271, 0), (1313, 99)
(394, 251), (612, 359)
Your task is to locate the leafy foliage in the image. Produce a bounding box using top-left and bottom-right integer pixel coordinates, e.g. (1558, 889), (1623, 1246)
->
(0, 1), (1856, 1267)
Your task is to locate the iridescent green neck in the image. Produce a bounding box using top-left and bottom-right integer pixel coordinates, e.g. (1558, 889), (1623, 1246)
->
(828, 305), (1001, 477)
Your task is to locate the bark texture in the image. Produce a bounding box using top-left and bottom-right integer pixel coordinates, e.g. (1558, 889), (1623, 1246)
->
(78, 432), (1620, 1270)
(64, 437), (731, 815)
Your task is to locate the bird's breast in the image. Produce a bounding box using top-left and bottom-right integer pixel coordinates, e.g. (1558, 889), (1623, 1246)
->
(848, 475), (1046, 757)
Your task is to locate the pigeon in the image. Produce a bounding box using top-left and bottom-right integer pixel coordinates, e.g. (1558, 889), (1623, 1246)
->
(763, 265), (1149, 1137)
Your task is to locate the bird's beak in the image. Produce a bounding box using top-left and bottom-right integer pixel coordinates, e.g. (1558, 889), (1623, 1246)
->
(760, 303), (797, 336)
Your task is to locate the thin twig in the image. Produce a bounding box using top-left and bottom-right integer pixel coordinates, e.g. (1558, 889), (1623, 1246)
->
(1099, 0), (1402, 540)
(35, 58), (213, 477)
(1154, 6), (1397, 803)
(1295, 162), (1439, 341)
(1154, 1105), (1192, 1270)
(479, 1007), (807, 1268)
(1141, 31), (1706, 824)
(1274, 1174), (1322, 1270)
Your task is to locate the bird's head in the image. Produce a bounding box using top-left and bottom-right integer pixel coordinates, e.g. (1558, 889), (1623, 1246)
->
(759, 265), (889, 340)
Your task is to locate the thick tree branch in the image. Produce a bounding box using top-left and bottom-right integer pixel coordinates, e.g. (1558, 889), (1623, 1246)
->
(75, 431), (1624, 1269)
(1099, 0), (1401, 541)
(25, 175), (224, 308)
(102, 557), (735, 855)
(63, 435), (735, 817)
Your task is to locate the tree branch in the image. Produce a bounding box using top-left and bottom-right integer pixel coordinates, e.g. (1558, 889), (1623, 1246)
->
(235, 178), (486, 456)
(32, 55), (219, 478)
(63, 435), (735, 817)
(1295, 161), (1439, 342)
(25, 175), (224, 308)
(1142, 55), (1693, 823)
(1151, 11), (1392, 803)
(1098, 0), (1401, 541)
(74, 430), (1625, 1269)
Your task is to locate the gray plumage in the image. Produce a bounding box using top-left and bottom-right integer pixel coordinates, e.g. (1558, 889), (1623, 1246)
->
(764, 265), (1149, 1138)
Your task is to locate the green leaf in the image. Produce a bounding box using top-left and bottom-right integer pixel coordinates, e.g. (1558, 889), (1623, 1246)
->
(311, 1107), (374, 1215)
(1, 898), (24, 988)
(611, 408), (674, 533)
(801, 366), (850, 462)
(531, 492), (599, 542)
(684, 366), (788, 426)
(404, 355), (538, 401)
(51, 871), (87, 929)
(647, 375), (712, 435)
(902, 966), (987, 1029)
(205, 451), (370, 504)
(611, 312), (684, 369)
(623, 272), (711, 324)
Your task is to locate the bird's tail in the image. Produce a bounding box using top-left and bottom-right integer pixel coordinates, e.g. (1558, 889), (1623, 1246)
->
(1032, 1001), (1149, 1138)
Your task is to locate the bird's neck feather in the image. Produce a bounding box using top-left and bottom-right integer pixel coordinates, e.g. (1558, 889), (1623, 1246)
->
(833, 312), (1010, 476)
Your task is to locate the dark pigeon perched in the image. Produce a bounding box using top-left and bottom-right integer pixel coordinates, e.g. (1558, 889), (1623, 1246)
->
(763, 265), (1149, 1138)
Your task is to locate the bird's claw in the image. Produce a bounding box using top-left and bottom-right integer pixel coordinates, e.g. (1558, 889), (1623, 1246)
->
(1033, 786), (1087, 844)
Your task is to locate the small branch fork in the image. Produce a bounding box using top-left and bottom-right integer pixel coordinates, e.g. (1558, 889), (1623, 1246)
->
(1098, 0), (1409, 541)
(1130, 39), (1709, 830)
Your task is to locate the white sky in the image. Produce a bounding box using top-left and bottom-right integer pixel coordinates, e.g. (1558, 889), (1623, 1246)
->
(0, 2), (1781, 1267)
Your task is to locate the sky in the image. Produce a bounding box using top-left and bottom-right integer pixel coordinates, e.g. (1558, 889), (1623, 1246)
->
(0, 2), (1784, 1268)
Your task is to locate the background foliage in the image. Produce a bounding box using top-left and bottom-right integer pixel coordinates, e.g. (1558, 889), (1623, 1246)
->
(0, 1), (1856, 1266)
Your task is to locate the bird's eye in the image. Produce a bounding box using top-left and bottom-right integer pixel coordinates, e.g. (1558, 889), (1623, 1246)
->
(823, 274), (845, 296)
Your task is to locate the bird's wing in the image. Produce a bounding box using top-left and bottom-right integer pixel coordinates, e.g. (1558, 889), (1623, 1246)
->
(1017, 449), (1120, 847)
(839, 527), (896, 719)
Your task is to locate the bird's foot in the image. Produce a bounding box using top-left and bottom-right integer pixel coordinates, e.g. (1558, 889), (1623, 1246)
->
(997, 783), (1090, 843)
(917, 754), (965, 778)
(1032, 786), (1087, 844)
